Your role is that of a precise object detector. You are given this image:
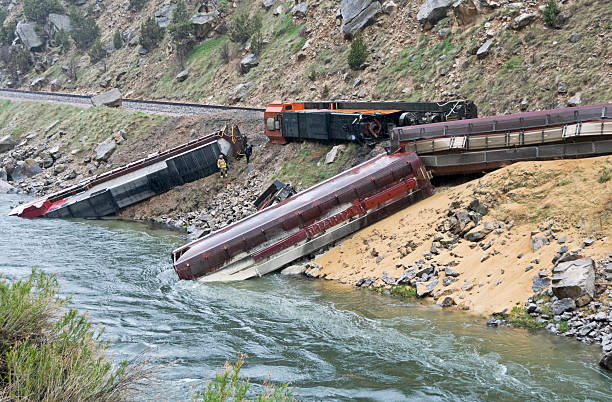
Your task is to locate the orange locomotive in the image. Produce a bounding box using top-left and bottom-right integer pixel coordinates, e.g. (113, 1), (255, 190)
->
(264, 100), (477, 144)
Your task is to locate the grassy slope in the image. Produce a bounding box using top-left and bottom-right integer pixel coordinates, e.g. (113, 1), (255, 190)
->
(0, 100), (167, 152)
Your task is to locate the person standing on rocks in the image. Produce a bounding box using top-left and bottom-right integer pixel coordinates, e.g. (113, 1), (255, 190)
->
(243, 143), (252, 164)
(217, 154), (228, 178)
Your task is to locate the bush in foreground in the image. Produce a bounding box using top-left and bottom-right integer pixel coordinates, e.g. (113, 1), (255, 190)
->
(0, 270), (147, 400)
(195, 354), (294, 401)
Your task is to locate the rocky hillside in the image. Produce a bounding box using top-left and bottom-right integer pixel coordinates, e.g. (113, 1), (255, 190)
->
(0, 0), (609, 115)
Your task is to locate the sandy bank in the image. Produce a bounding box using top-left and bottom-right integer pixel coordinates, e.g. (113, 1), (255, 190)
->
(311, 156), (612, 315)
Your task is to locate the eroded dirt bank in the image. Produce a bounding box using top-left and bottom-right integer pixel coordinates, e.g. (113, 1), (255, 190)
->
(311, 156), (612, 315)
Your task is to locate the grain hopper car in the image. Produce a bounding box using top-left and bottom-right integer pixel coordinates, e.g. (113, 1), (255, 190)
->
(172, 152), (433, 281)
(264, 100), (477, 144)
(391, 103), (612, 175)
(9, 126), (246, 219)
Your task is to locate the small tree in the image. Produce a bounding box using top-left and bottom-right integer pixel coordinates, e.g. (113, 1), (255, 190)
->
(542, 0), (560, 27)
(139, 16), (164, 51)
(7, 47), (33, 80)
(113, 29), (123, 50)
(54, 28), (71, 53)
(169, 0), (195, 69)
(65, 56), (79, 82)
(70, 8), (101, 50)
(129, 0), (148, 11)
(228, 12), (262, 44)
(88, 39), (107, 64)
(0, 20), (16, 45)
(347, 31), (368, 70)
(23, 0), (63, 24)
(250, 30), (264, 55)
(220, 41), (230, 64)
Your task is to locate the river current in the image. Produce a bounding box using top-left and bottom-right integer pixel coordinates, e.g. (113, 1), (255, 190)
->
(0, 194), (610, 400)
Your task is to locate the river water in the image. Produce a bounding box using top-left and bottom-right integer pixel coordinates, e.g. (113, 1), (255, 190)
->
(0, 193), (610, 400)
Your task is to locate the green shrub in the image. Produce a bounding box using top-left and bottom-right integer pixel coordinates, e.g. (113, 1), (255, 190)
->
(139, 16), (165, 50)
(169, 0), (195, 68)
(542, 0), (560, 27)
(347, 31), (368, 70)
(0, 270), (148, 400)
(113, 29), (123, 50)
(55, 28), (71, 52)
(194, 355), (294, 401)
(228, 12), (262, 44)
(220, 41), (231, 63)
(250, 30), (264, 55)
(307, 67), (316, 81)
(88, 39), (107, 64)
(321, 84), (330, 99)
(70, 8), (101, 50)
(597, 166), (611, 183)
(8, 47), (33, 78)
(0, 20), (16, 46)
(23, 0), (63, 24)
(129, 0), (148, 11)
(0, 8), (7, 26)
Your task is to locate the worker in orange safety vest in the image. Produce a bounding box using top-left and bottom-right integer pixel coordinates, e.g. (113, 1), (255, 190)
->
(217, 154), (228, 178)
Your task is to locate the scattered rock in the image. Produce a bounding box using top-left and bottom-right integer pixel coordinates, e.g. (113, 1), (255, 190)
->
(175, 69), (189, 82)
(567, 93), (581, 107)
(476, 38), (493, 59)
(600, 353), (612, 371)
(228, 82), (252, 104)
(416, 278), (438, 297)
(452, 0), (479, 26)
(381, 271), (395, 285)
(280, 264), (306, 275)
(417, 0), (453, 30)
(532, 275), (550, 293)
(568, 32), (581, 43)
(325, 145), (346, 164)
(558, 82), (568, 94)
(30, 76), (47, 90)
(94, 140), (117, 162)
(291, 3), (308, 17)
(0, 135), (16, 154)
(462, 280), (473, 291)
(191, 13), (216, 39)
(11, 159), (42, 182)
(552, 258), (595, 304)
(155, 4), (175, 28)
(340, 0), (381, 38)
(239, 54), (259, 74)
(382, 0), (397, 14)
(552, 298), (576, 315)
(464, 222), (494, 242)
(438, 296), (455, 307)
(520, 98), (529, 111)
(0, 180), (17, 194)
(531, 236), (548, 252)
(91, 89), (122, 108)
(512, 12), (537, 30)
(16, 22), (44, 50)
(48, 13), (72, 33)
(262, 0), (276, 10)
(273, 5), (283, 15)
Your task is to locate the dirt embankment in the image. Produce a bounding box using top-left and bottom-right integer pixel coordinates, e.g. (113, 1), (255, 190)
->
(311, 155), (612, 316)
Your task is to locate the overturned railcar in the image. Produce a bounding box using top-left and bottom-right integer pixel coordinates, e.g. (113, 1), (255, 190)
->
(10, 126), (245, 219)
(392, 103), (612, 175)
(172, 152), (433, 281)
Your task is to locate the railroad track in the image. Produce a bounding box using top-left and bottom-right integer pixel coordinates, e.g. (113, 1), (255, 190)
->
(0, 88), (265, 115)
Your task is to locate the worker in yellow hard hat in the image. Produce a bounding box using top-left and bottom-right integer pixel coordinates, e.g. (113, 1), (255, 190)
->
(217, 154), (228, 178)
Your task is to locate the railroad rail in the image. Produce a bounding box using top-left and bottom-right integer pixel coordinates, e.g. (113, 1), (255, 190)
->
(0, 88), (265, 115)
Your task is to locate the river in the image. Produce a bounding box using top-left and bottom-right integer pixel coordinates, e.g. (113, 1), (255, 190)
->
(0, 193), (610, 400)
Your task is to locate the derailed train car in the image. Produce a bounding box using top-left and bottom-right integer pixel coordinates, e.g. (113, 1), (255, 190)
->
(391, 103), (612, 174)
(9, 126), (246, 219)
(172, 152), (433, 281)
(264, 100), (478, 144)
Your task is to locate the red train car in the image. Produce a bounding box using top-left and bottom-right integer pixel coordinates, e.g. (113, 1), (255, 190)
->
(172, 151), (433, 281)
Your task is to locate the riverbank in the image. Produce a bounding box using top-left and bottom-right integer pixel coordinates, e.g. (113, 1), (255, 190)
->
(305, 155), (612, 368)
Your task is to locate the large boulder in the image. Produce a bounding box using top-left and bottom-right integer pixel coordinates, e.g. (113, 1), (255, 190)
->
(463, 221), (493, 242)
(48, 13), (71, 33)
(91, 89), (122, 108)
(552, 258), (595, 305)
(155, 4), (175, 28)
(191, 13), (217, 39)
(262, 0), (276, 10)
(11, 159), (42, 182)
(552, 298), (576, 315)
(417, 0), (453, 30)
(0, 135), (16, 154)
(601, 353), (612, 371)
(291, 3), (308, 17)
(228, 82), (252, 104)
(16, 22), (44, 51)
(416, 278), (438, 297)
(0, 180), (17, 194)
(239, 54), (258, 74)
(340, 0), (382, 38)
(512, 12), (537, 30)
(94, 140), (117, 162)
(30, 76), (47, 90)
